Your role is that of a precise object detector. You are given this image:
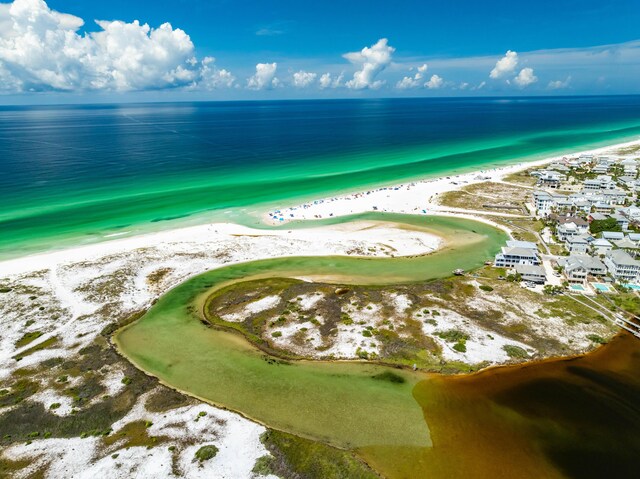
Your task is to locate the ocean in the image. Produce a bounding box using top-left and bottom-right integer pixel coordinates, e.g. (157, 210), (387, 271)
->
(2, 96), (640, 259)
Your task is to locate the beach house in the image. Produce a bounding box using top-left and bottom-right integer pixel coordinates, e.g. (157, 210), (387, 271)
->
(494, 240), (541, 268)
(605, 249), (640, 282)
(558, 255), (607, 284)
(591, 238), (613, 256)
(514, 264), (547, 284)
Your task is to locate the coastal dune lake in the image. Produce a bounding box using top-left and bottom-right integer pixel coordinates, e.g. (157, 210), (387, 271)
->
(116, 214), (640, 478)
(116, 215), (507, 451)
(4, 96), (640, 258)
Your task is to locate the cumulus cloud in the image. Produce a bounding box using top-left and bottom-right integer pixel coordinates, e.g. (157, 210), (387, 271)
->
(292, 70), (317, 88)
(319, 72), (343, 89)
(396, 63), (427, 89)
(198, 57), (235, 89)
(548, 76), (571, 89)
(425, 74), (443, 89)
(247, 62), (279, 90)
(513, 67), (538, 87)
(0, 0), (234, 92)
(343, 38), (395, 89)
(490, 50), (518, 79)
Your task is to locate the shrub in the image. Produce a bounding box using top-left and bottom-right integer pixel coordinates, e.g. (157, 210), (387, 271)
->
(586, 334), (607, 344)
(271, 331), (282, 338)
(361, 330), (372, 337)
(503, 345), (529, 359)
(49, 402), (61, 410)
(356, 348), (369, 359)
(195, 445), (219, 462)
(437, 330), (468, 343)
(479, 285), (494, 292)
(452, 342), (467, 353)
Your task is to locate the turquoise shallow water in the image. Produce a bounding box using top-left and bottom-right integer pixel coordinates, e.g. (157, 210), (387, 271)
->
(1, 96), (640, 259)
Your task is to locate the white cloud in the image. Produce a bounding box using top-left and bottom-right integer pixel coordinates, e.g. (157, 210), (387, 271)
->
(343, 38), (395, 89)
(396, 63), (427, 89)
(548, 76), (571, 89)
(490, 50), (518, 79)
(318, 72), (343, 89)
(292, 70), (317, 88)
(513, 67), (538, 87)
(0, 0), (235, 92)
(425, 74), (443, 89)
(197, 56), (236, 89)
(247, 62), (278, 90)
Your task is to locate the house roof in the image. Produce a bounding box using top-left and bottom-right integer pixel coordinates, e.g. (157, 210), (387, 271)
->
(568, 236), (588, 244)
(506, 240), (538, 250)
(602, 232), (625, 240)
(558, 216), (588, 226)
(502, 247), (539, 257)
(592, 238), (612, 247)
(607, 249), (640, 267)
(514, 264), (545, 276)
(562, 254), (606, 273)
(614, 237), (639, 249)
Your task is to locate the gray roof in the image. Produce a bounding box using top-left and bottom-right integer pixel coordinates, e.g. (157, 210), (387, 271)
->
(502, 247), (538, 257)
(607, 249), (640, 267)
(561, 255), (606, 273)
(567, 236), (588, 244)
(592, 238), (612, 247)
(514, 264), (546, 276)
(506, 240), (538, 250)
(614, 237), (639, 249)
(602, 231), (625, 240)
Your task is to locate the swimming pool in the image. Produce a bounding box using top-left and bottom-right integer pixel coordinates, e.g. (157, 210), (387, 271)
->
(591, 282), (614, 293)
(625, 284), (640, 291)
(569, 284), (586, 292)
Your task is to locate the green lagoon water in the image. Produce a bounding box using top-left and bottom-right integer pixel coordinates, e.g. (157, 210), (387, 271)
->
(2, 96), (640, 258)
(116, 214), (507, 450)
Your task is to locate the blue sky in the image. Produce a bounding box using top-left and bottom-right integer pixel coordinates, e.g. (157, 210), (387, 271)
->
(1, 0), (640, 102)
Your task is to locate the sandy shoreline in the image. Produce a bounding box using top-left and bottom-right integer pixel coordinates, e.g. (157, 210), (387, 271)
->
(263, 138), (640, 225)
(2, 138), (638, 278)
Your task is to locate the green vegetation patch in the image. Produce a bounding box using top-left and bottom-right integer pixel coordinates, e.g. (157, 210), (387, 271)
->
(15, 331), (44, 348)
(194, 444), (219, 462)
(103, 420), (166, 449)
(257, 430), (378, 479)
(586, 334), (607, 345)
(13, 336), (59, 361)
(503, 345), (529, 359)
(0, 379), (39, 407)
(437, 330), (469, 343)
